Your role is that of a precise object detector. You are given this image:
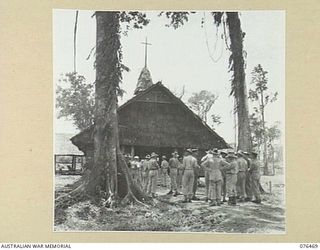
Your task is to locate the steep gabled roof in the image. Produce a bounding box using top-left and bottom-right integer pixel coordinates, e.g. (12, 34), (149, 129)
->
(71, 82), (229, 151)
(122, 81), (227, 145)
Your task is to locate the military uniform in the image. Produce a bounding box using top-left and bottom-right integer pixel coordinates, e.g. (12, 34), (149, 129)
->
(225, 160), (238, 197)
(236, 157), (248, 200)
(190, 149), (200, 200)
(161, 159), (169, 187)
(147, 157), (159, 197)
(182, 154), (197, 201)
(249, 158), (261, 202)
(177, 160), (184, 191)
(201, 153), (212, 201)
(222, 154), (238, 205)
(219, 151), (228, 202)
(141, 158), (150, 192)
(202, 156), (229, 205)
(192, 162), (200, 199)
(130, 160), (141, 186)
(221, 168), (227, 202)
(168, 156), (179, 194)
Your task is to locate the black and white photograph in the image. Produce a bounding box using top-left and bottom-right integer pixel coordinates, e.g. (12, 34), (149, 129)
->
(53, 10), (285, 233)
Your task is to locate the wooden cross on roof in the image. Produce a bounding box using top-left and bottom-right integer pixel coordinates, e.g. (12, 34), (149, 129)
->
(141, 37), (152, 68)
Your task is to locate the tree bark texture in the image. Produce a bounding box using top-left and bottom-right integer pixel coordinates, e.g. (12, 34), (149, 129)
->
(55, 12), (148, 210)
(226, 12), (252, 152)
(84, 11), (147, 203)
(80, 12), (120, 199)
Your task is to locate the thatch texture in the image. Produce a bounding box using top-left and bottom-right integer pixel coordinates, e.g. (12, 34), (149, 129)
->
(71, 82), (229, 156)
(55, 133), (83, 155)
(134, 67), (153, 95)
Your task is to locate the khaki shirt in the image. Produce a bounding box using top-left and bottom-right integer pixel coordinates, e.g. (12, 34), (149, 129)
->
(130, 160), (140, 170)
(183, 155), (197, 170)
(178, 162), (184, 172)
(224, 160), (238, 174)
(161, 160), (169, 169)
(149, 158), (159, 170)
(201, 153), (213, 163)
(193, 156), (201, 175)
(237, 157), (248, 172)
(219, 158), (231, 171)
(169, 157), (180, 169)
(201, 157), (223, 181)
(142, 160), (149, 172)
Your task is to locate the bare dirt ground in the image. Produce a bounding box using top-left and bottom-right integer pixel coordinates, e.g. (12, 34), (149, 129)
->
(54, 175), (285, 233)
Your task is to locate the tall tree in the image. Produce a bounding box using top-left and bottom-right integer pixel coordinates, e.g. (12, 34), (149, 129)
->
(222, 12), (252, 152)
(165, 13), (267, 194)
(187, 90), (219, 123)
(55, 11), (149, 209)
(249, 112), (264, 150)
(90, 11), (120, 201)
(87, 11), (150, 204)
(266, 122), (281, 174)
(163, 12), (253, 152)
(249, 64), (278, 174)
(73, 10), (79, 72)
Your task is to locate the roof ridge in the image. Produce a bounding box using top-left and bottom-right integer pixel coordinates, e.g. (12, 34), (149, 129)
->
(155, 83), (227, 144)
(118, 81), (162, 111)
(72, 81), (228, 149)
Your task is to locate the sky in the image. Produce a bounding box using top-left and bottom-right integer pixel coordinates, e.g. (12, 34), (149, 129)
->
(53, 10), (285, 144)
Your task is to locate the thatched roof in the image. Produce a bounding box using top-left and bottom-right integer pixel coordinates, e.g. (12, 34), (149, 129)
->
(71, 82), (229, 153)
(55, 133), (83, 155)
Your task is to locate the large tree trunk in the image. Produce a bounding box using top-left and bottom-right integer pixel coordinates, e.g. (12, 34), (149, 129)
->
(82, 12), (120, 200)
(55, 12), (147, 210)
(226, 12), (252, 152)
(87, 11), (148, 204)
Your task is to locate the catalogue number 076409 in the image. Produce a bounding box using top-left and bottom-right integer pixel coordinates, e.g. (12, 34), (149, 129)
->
(300, 244), (318, 248)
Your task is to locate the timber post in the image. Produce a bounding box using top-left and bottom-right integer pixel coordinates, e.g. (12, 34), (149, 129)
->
(72, 155), (76, 171)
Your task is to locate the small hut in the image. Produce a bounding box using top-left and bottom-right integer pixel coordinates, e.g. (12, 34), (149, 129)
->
(54, 133), (84, 174)
(71, 73), (229, 159)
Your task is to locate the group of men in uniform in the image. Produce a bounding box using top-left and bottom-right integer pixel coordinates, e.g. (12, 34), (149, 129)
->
(126, 147), (262, 206)
(125, 152), (184, 198)
(201, 148), (261, 206)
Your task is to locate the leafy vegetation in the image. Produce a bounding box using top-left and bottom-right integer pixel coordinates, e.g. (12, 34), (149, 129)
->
(188, 90), (219, 123)
(56, 72), (94, 131)
(249, 64), (278, 174)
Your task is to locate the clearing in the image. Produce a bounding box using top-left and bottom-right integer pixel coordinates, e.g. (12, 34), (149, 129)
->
(54, 174), (285, 233)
